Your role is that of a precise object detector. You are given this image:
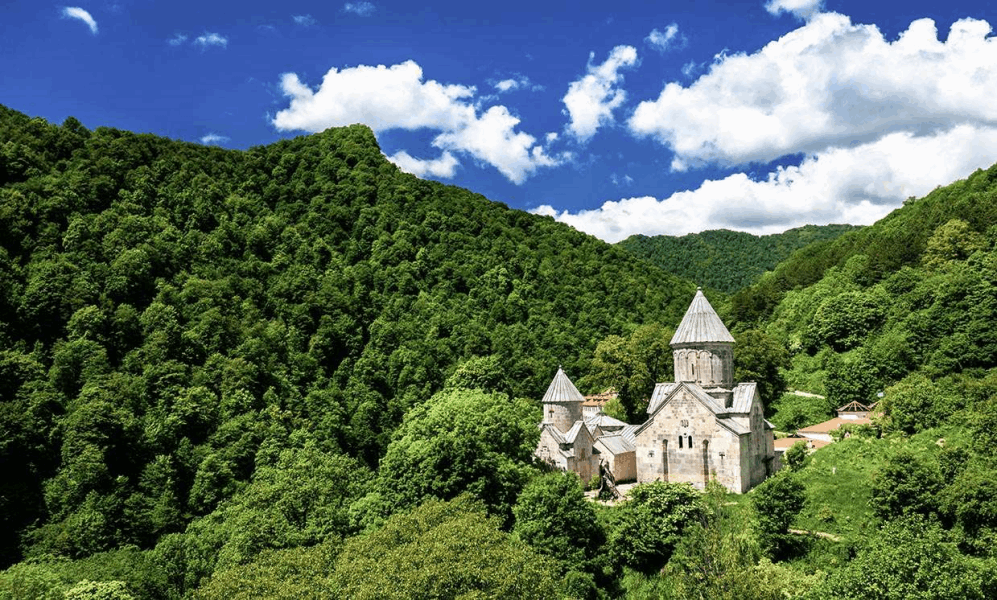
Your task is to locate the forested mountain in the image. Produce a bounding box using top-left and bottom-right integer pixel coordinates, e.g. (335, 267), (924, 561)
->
(729, 166), (997, 326)
(0, 104), (697, 583)
(720, 162), (997, 600)
(3, 103), (997, 600)
(617, 225), (860, 294)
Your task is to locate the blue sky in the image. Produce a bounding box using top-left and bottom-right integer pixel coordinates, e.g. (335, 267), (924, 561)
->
(3, 0), (997, 241)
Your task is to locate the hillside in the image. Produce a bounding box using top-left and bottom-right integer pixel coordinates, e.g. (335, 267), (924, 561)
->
(730, 165), (997, 326)
(618, 225), (860, 294)
(0, 104), (698, 571)
(4, 104), (997, 600)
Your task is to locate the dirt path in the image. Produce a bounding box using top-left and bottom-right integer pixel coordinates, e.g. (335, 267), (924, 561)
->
(789, 528), (841, 541)
(789, 390), (826, 399)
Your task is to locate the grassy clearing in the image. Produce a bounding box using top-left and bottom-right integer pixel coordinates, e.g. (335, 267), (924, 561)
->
(789, 425), (970, 538)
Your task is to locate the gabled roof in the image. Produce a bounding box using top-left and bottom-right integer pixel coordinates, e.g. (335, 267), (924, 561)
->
(585, 412), (628, 429)
(731, 383), (757, 414)
(637, 382), (750, 437)
(541, 423), (566, 445)
(647, 383), (679, 414)
(595, 434), (635, 455)
(670, 288), (735, 346)
(541, 367), (586, 404)
(716, 416), (751, 436)
(620, 424), (638, 447)
(837, 401), (870, 412)
(683, 383), (729, 415)
(563, 420), (587, 444)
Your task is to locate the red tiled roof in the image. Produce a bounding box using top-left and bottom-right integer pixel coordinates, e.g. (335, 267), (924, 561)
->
(798, 416), (871, 434)
(774, 437), (831, 451)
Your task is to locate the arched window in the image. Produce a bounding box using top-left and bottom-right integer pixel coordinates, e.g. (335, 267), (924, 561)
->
(678, 435), (683, 449)
(687, 435), (693, 447)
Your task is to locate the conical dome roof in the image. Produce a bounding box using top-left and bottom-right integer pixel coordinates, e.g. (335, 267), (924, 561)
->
(541, 367), (586, 404)
(670, 288), (735, 345)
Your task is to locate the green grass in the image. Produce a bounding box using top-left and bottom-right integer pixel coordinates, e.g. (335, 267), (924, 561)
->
(789, 425), (970, 539)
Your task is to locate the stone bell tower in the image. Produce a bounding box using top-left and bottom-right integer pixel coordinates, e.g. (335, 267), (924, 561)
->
(540, 366), (585, 433)
(670, 288), (735, 403)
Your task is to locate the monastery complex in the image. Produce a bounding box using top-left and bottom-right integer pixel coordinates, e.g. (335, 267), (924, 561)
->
(536, 288), (777, 493)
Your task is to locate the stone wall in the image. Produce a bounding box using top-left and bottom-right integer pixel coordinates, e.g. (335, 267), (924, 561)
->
(635, 388), (743, 491)
(534, 424), (600, 484)
(673, 343), (733, 389)
(542, 401), (582, 433)
(596, 444), (636, 483)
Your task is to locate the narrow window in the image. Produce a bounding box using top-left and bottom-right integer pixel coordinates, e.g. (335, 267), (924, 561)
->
(678, 435), (683, 449)
(662, 439), (669, 482)
(702, 440), (710, 484)
(688, 435), (693, 447)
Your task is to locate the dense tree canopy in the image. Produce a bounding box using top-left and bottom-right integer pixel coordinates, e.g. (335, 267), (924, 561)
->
(331, 496), (561, 600)
(0, 103), (697, 572)
(370, 388), (539, 524)
(6, 103), (997, 599)
(619, 225), (860, 294)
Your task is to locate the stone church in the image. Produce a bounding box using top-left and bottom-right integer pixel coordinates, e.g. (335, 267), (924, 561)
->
(535, 367), (637, 485)
(535, 288), (775, 493)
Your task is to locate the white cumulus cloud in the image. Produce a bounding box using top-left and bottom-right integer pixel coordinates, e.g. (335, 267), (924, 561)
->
(272, 60), (563, 184)
(765, 0), (824, 20)
(562, 45), (639, 142)
(293, 14), (317, 26)
(630, 14), (997, 170)
(343, 2), (375, 16)
(434, 105), (562, 184)
(388, 150), (460, 178)
(62, 7), (98, 34)
(492, 75), (542, 93)
(167, 33), (188, 46)
(194, 32), (228, 48)
(646, 24), (686, 52)
(273, 61), (475, 132)
(200, 133), (229, 145)
(534, 124), (997, 242)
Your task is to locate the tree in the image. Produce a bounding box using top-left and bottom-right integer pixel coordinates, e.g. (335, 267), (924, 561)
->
(374, 388), (540, 523)
(63, 580), (135, 600)
(588, 323), (674, 422)
(656, 481), (818, 600)
(878, 373), (959, 435)
(816, 517), (996, 600)
(922, 219), (985, 271)
(805, 290), (886, 352)
(783, 440), (809, 471)
(444, 354), (508, 395)
(823, 352), (878, 408)
(752, 471), (805, 558)
(193, 542), (336, 600)
(605, 481), (705, 573)
(734, 329), (789, 408)
(938, 459), (997, 549)
(332, 496), (560, 600)
(512, 472), (604, 571)
(869, 449), (943, 522)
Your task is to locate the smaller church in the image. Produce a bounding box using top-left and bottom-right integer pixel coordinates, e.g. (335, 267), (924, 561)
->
(535, 288), (775, 493)
(535, 368), (638, 485)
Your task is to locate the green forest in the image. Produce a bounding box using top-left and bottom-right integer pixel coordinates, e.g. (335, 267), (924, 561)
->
(617, 225), (861, 294)
(2, 103), (997, 599)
